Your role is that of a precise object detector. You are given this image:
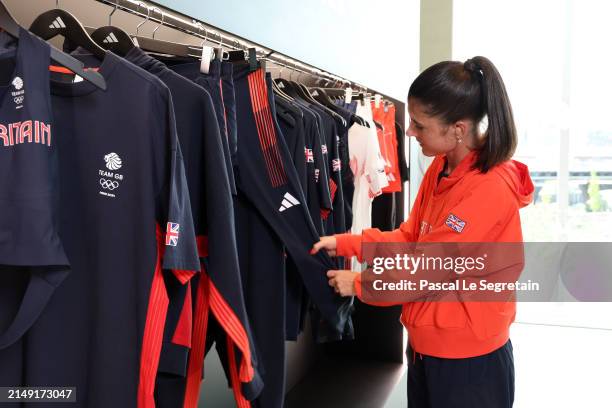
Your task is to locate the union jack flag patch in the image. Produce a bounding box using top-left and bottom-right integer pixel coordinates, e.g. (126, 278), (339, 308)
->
(305, 148), (314, 163)
(445, 213), (466, 233)
(166, 222), (180, 246)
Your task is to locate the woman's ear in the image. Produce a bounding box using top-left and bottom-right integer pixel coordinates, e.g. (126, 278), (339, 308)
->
(453, 120), (470, 143)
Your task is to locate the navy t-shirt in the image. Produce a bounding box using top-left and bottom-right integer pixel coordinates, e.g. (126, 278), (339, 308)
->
(0, 28), (68, 267)
(0, 28), (70, 356)
(20, 51), (199, 408)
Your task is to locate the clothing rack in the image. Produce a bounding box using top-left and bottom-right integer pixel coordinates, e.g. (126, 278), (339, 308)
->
(94, 0), (366, 91)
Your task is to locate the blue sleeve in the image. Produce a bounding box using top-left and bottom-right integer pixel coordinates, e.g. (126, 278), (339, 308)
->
(159, 92), (200, 273)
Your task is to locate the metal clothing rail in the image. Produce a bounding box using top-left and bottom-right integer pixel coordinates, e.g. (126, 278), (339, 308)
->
(94, 0), (368, 91)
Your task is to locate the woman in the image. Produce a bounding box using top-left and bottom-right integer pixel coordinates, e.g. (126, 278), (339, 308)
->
(312, 57), (534, 407)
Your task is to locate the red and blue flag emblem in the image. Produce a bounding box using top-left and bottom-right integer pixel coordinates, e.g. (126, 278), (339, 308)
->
(445, 213), (466, 233)
(166, 222), (180, 246)
(305, 148), (314, 163)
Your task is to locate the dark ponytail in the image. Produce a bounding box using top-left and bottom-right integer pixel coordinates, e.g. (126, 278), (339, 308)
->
(408, 56), (517, 173)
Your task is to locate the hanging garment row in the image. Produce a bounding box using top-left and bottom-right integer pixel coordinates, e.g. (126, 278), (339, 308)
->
(0, 3), (406, 408)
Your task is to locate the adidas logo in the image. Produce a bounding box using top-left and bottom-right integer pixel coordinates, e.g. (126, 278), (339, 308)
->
(48, 17), (66, 29)
(279, 192), (300, 212)
(103, 33), (119, 44)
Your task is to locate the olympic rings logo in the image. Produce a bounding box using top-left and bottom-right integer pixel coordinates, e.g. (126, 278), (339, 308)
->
(99, 178), (119, 190)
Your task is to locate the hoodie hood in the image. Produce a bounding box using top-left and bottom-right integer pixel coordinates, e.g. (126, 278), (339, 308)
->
(434, 151), (477, 195)
(434, 151), (534, 208)
(493, 159), (534, 208)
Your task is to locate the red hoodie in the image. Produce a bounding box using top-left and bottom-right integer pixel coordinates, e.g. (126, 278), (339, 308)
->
(335, 151), (534, 358)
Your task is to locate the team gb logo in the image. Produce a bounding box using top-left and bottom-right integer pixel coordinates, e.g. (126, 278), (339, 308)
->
(12, 77), (23, 90)
(104, 152), (123, 170)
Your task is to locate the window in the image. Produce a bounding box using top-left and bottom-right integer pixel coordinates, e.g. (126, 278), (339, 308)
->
(454, 0), (612, 242)
(454, 1), (612, 405)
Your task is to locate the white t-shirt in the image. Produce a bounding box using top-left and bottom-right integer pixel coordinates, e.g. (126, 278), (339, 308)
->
(347, 98), (388, 270)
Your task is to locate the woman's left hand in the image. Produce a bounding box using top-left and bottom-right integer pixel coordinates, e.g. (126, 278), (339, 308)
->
(327, 270), (359, 297)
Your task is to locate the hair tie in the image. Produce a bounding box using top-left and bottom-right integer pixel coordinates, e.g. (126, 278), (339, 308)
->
(464, 58), (478, 73)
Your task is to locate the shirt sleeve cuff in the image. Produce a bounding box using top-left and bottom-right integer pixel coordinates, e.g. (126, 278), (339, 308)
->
(335, 233), (362, 259)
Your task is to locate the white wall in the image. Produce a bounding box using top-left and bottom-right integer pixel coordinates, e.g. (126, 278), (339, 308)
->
(157, 0), (420, 100)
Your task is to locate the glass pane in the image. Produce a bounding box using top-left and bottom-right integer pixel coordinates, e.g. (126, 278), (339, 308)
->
(453, 0), (612, 327)
(453, 2), (612, 404)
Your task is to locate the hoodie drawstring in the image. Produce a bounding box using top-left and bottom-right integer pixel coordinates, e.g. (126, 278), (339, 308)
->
(412, 350), (423, 364)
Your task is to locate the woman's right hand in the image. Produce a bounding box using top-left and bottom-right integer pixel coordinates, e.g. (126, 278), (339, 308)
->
(311, 236), (337, 257)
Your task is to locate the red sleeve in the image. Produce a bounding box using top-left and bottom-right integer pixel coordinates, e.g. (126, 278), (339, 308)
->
(335, 233), (362, 259)
(354, 271), (404, 306)
(334, 203), (419, 262)
(334, 156), (435, 261)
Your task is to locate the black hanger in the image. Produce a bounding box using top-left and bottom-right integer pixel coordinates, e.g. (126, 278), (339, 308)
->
(310, 87), (350, 121)
(317, 88), (346, 99)
(296, 82), (318, 101)
(134, 36), (202, 58)
(269, 65), (294, 101)
(275, 78), (312, 103)
(88, 1), (135, 57)
(276, 78), (323, 108)
(274, 78), (370, 127)
(88, 27), (214, 61)
(315, 88), (369, 126)
(310, 87), (336, 106)
(29, 9), (106, 60)
(277, 78), (320, 102)
(294, 82), (346, 125)
(273, 78), (297, 99)
(90, 26), (135, 56)
(132, 13), (214, 60)
(313, 88), (368, 127)
(0, 1), (105, 89)
(293, 82), (315, 101)
(312, 87), (367, 127)
(272, 79), (293, 102)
